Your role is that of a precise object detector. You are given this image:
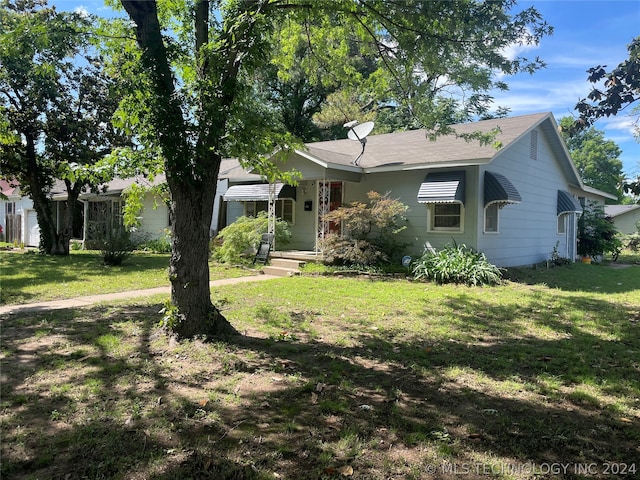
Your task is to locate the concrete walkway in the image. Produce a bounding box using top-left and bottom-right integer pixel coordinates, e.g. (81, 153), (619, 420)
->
(0, 274), (278, 316)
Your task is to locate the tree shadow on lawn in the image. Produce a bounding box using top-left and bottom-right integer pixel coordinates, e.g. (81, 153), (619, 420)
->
(1, 294), (638, 479)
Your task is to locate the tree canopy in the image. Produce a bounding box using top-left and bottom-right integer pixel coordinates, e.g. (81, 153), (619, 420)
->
(572, 35), (640, 198)
(559, 116), (624, 202)
(0, 0), (127, 253)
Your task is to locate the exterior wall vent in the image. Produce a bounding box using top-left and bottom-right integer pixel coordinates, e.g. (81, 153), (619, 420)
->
(530, 130), (538, 161)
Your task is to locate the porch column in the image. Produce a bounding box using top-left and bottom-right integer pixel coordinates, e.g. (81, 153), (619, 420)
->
(81, 200), (89, 249)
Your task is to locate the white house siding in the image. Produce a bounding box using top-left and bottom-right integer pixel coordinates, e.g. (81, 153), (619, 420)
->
(26, 210), (40, 246)
(477, 127), (575, 267)
(0, 195), (36, 246)
(138, 195), (170, 239)
(613, 209), (640, 234)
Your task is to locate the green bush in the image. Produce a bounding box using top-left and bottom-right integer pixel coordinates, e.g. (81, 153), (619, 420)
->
(320, 191), (410, 267)
(577, 201), (621, 259)
(412, 242), (502, 286)
(98, 225), (135, 266)
(136, 229), (172, 253)
(623, 232), (640, 251)
(211, 211), (291, 264)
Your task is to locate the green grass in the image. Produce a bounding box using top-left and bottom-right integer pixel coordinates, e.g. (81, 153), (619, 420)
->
(0, 259), (638, 479)
(0, 250), (254, 305)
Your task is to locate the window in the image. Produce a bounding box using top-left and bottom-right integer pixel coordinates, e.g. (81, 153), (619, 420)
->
(5, 202), (15, 215)
(429, 203), (463, 232)
(484, 204), (499, 233)
(244, 199), (295, 223)
(557, 213), (567, 234)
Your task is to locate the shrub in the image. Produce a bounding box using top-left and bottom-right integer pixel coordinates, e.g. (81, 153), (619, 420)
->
(136, 229), (172, 253)
(320, 191), (410, 267)
(212, 211), (291, 264)
(412, 242), (502, 286)
(98, 224), (135, 266)
(577, 201), (621, 259)
(626, 232), (640, 251)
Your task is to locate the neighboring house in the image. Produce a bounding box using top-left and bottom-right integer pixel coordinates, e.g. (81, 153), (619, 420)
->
(0, 179), (40, 246)
(221, 112), (617, 267)
(50, 175), (171, 248)
(605, 204), (640, 234)
(0, 176), (170, 249)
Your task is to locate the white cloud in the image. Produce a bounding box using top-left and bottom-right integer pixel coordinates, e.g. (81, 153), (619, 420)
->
(74, 6), (90, 18)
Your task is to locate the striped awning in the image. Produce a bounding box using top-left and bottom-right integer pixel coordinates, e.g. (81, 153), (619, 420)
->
(417, 171), (465, 204)
(557, 190), (582, 215)
(223, 183), (296, 202)
(484, 171), (521, 206)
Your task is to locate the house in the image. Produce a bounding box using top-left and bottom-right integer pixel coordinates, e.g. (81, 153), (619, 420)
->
(0, 179), (40, 246)
(50, 175), (171, 248)
(220, 112), (617, 267)
(0, 176), (170, 249)
(605, 204), (640, 234)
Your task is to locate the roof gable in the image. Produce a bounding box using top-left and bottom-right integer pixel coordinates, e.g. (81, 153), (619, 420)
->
(295, 112), (584, 189)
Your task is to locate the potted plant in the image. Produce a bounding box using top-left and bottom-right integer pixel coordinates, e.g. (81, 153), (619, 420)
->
(577, 201), (621, 263)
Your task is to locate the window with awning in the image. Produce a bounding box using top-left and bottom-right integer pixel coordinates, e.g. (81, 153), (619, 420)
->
(417, 171), (466, 232)
(222, 183), (296, 202)
(417, 171), (465, 204)
(557, 190), (582, 216)
(484, 171), (521, 206)
(483, 171), (521, 233)
(223, 183), (296, 223)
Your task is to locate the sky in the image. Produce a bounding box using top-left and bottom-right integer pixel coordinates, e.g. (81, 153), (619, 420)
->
(52, 0), (640, 179)
(494, 0), (640, 178)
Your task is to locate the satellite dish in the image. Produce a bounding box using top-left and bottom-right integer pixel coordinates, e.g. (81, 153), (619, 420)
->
(344, 121), (375, 166)
(347, 121), (374, 142)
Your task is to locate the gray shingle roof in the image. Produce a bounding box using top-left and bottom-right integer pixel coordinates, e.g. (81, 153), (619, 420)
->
(301, 112), (552, 170)
(605, 204), (640, 217)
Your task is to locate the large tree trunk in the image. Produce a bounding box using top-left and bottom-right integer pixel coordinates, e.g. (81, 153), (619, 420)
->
(168, 167), (238, 338)
(24, 134), (66, 255)
(122, 0), (237, 338)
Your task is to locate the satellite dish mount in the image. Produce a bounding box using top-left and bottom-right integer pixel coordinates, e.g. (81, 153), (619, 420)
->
(344, 120), (374, 166)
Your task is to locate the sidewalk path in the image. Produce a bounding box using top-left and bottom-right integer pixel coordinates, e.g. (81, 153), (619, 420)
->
(0, 274), (278, 316)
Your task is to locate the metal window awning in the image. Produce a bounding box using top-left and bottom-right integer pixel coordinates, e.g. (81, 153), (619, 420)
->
(484, 171), (521, 206)
(222, 183), (296, 202)
(417, 171), (465, 204)
(557, 190), (582, 215)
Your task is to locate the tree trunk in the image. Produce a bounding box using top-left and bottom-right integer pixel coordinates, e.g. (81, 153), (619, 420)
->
(122, 0), (238, 338)
(168, 172), (238, 338)
(23, 134), (66, 255)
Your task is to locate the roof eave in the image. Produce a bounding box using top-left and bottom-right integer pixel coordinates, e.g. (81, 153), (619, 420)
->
(581, 185), (618, 201)
(364, 158), (492, 173)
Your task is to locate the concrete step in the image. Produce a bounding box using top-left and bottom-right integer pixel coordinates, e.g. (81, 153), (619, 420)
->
(263, 265), (301, 277)
(270, 258), (306, 270)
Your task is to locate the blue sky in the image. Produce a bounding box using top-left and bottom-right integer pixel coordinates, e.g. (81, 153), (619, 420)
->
(494, 0), (639, 178)
(55, 0), (639, 179)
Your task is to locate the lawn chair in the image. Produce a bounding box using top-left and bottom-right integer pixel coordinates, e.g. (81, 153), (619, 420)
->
(253, 233), (274, 265)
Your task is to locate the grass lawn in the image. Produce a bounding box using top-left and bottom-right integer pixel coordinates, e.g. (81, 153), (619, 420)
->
(0, 250), (254, 305)
(0, 256), (639, 479)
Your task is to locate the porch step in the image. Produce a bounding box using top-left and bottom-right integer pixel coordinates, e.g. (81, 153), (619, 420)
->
(263, 258), (305, 277)
(270, 258), (306, 270)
